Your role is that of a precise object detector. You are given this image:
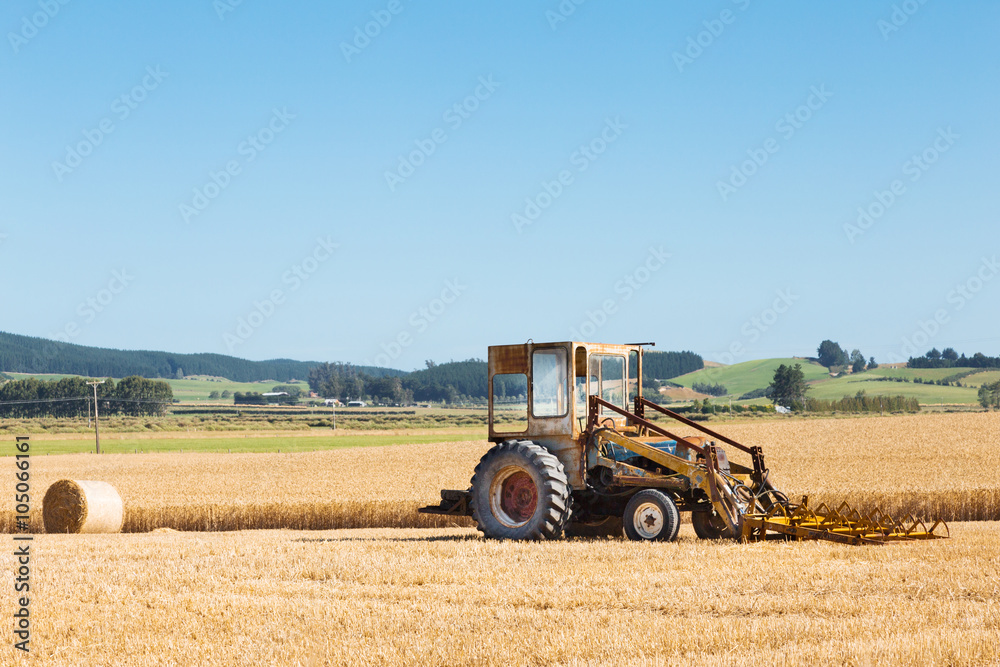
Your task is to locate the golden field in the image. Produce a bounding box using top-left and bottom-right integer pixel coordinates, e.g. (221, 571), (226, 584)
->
(2, 411), (998, 666)
(2, 523), (997, 666)
(5, 411), (999, 532)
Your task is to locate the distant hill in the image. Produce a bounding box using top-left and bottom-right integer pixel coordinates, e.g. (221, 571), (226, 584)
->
(0, 331), (400, 383)
(672, 358), (830, 397)
(671, 358), (988, 405)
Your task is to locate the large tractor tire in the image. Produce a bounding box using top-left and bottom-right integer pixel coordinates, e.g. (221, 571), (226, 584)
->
(623, 489), (680, 542)
(470, 440), (571, 540)
(692, 509), (744, 541)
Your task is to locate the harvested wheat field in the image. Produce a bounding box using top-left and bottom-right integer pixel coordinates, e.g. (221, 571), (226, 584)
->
(6, 412), (998, 533)
(2, 523), (998, 666)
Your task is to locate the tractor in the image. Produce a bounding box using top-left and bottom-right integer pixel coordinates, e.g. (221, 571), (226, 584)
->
(420, 341), (948, 544)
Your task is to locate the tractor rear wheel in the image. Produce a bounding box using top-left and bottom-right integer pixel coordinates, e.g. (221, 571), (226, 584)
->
(470, 440), (571, 540)
(623, 489), (680, 542)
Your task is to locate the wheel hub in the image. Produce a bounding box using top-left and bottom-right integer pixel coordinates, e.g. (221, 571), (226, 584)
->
(500, 471), (537, 523)
(633, 502), (663, 539)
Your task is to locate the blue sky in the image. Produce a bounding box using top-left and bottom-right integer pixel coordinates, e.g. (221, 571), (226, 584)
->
(1, 1), (998, 371)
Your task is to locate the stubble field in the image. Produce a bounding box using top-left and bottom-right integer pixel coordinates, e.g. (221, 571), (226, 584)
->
(3, 412), (999, 665)
(2, 523), (998, 666)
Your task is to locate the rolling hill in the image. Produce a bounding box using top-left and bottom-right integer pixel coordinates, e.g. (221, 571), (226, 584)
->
(0, 330), (399, 382)
(671, 359), (990, 405)
(671, 358), (830, 397)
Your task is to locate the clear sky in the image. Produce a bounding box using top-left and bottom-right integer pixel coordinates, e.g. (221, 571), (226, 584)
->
(2, 1), (998, 371)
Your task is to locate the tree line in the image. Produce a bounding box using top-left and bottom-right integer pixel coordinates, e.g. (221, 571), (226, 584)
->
(0, 376), (173, 418)
(906, 347), (1000, 369)
(308, 360), (489, 404)
(0, 330), (397, 382)
(691, 382), (728, 396)
(308, 351), (703, 405)
(642, 350), (703, 379)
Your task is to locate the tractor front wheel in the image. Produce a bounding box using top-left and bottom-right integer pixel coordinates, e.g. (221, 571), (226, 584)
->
(692, 506), (745, 541)
(692, 510), (731, 540)
(470, 440), (571, 540)
(623, 489), (680, 542)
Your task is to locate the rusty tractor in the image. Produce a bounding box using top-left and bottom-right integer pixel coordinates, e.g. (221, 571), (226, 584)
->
(420, 341), (948, 544)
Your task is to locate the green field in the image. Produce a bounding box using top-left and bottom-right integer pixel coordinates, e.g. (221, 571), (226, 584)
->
(671, 359), (830, 397)
(803, 375), (978, 404)
(854, 367), (977, 382)
(965, 370), (1000, 387)
(5, 372), (307, 402)
(166, 376), (308, 401)
(6, 430), (485, 456)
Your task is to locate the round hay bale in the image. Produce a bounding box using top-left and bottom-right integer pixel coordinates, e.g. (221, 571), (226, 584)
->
(43, 480), (123, 534)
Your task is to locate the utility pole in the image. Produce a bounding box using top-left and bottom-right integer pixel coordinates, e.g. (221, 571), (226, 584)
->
(87, 380), (105, 454)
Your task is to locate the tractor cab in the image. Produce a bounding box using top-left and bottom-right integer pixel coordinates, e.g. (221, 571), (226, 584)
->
(487, 341), (648, 488)
(488, 341), (646, 437)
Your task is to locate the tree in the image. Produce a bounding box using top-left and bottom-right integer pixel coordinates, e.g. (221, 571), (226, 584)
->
(175, 368), (184, 379)
(942, 347), (959, 361)
(926, 348), (942, 361)
(867, 356), (879, 370)
(221, 390), (231, 399)
(208, 390), (220, 399)
(979, 381), (1000, 409)
(817, 340), (848, 369)
(769, 363), (808, 410)
(849, 349), (866, 374)
(271, 384), (303, 398)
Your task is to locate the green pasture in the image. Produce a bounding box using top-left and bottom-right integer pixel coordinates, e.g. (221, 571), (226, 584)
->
(804, 375), (978, 404)
(671, 358), (830, 397)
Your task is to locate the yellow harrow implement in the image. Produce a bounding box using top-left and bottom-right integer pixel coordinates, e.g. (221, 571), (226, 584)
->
(742, 499), (949, 544)
(592, 396), (949, 545)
